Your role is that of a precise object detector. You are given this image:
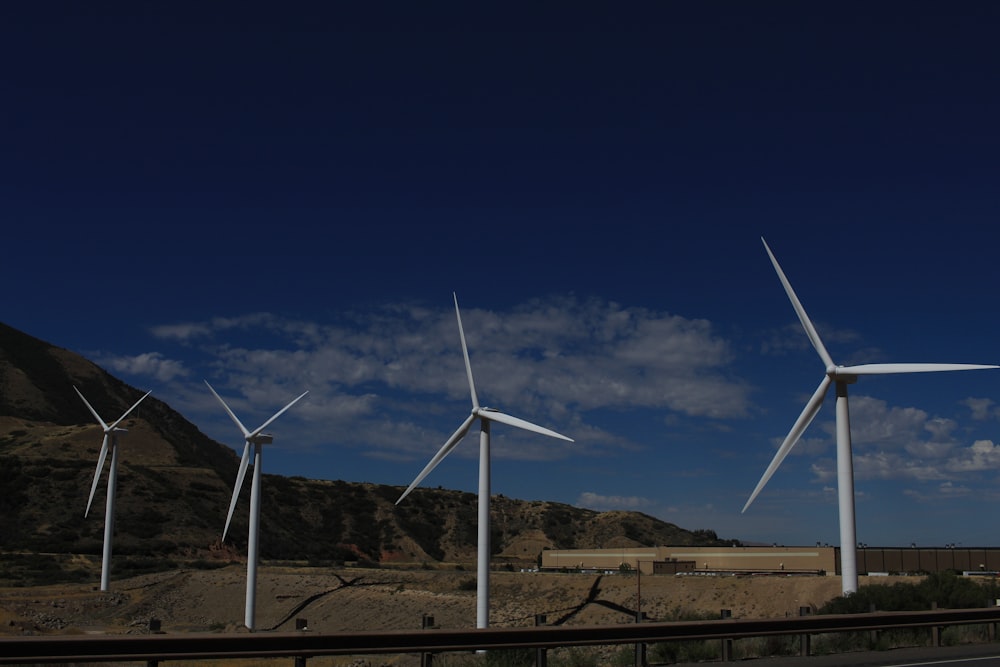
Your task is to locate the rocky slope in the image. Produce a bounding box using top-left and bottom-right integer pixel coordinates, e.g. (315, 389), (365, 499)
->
(0, 321), (736, 586)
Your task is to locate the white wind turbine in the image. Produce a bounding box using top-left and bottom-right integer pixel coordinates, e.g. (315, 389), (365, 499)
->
(74, 386), (152, 592)
(397, 293), (573, 629)
(205, 380), (308, 631)
(743, 237), (998, 594)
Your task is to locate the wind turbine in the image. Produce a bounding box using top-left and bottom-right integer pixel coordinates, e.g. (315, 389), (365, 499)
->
(743, 237), (998, 594)
(205, 380), (308, 631)
(74, 386), (152, 592)
(396, 293), (573, 629)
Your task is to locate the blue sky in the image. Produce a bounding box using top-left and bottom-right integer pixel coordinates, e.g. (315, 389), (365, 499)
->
(3, 3), (1000, 548)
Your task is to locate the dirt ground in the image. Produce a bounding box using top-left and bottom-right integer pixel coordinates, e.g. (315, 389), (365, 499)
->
(0, 564), (905, 636)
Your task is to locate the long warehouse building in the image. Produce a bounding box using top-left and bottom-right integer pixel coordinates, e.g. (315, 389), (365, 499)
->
(540, 546), (1000, 576)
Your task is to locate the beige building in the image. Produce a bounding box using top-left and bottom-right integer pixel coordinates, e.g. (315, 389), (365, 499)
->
(541, 545), (1000, 576)
(541, 545), (837, 575)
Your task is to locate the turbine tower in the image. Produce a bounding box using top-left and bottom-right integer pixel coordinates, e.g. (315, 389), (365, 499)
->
(206, 380), (308, 631)
(74, 386), (152, 592)
(744, 237), (997, 594)
(397, 293), (573, 629)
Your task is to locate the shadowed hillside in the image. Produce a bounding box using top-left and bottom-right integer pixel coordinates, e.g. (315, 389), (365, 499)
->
(0, 321), (737, 585)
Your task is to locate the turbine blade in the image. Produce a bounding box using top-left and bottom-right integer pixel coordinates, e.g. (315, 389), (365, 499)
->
(479, 409), (574, 442)
(73, 386), (109, 431)
(742, 375), (832, 513)
(838, 362), (1000, 376)
(454, 293), (480, 411)
(85, 434), (110, 518)
(223, 442), (252, 540)
(396, 413), (477, 504)
(205, 380), (251, 438)
(248, 390), (309, 439)
(761, 238), (836, 370)
(108, 390), (153, 430)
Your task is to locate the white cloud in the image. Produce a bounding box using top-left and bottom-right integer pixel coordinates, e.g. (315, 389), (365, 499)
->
(109, 297), (1000, 485)
(810, 437), (1000, 484)
(810, 460), (836, 482)
(98, 352), (189, 382)
(852, 451), (950, 481)
(847, 396), (931, 447)
(778, 390), (1000, 485)
(127, 297), (763, 463)
(148, 296), (754, 419)
(760, 322), (862, 357)
(149, 322), (213, 341)
(903, 441), (954, 459)
(903, 481), (974, 502)
(962, 397), (1000, 421)
(946, 440), (1000, 473)
(149, 313), (307, 343)
(938, 481), (972, 496)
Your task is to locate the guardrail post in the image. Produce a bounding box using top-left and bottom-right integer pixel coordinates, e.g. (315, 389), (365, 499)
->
(535, 614), (547, 667)
(294, 617), (309, 667)
(931, 602), (941, 647)
(421, 614), (435, 667)
(799, 606), (811, 656)
(147, 618), (162, 667)
(869, 602), (879, 646)
(634, 610), (646, 667)
(720, 609), (733, 662)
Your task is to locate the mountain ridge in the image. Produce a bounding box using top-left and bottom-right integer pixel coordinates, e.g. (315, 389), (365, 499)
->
(0, 321), (737, 583)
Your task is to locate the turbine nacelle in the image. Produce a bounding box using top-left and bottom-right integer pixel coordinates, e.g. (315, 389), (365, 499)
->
(829, 367), (857, 383)
(247, 434), (274, 445)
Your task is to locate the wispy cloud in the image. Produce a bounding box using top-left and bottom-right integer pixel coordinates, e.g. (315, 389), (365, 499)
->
(903, 481), (974, 502)
(962, 397), (1000, 421)
(106, 297), (1000, 492)
(576, 491), (655, 511)
(149, 314), (304, 343)
(96, 352), (190, 382)
(120, 297), (757, 461)
(810, 432), (1000, 484)
(847, 396), (934, 447)
(149, 322), (214, 342)
(759, 321), (862, 357)
(775, 390), (995, 485)
(945, 440), (1000, 473)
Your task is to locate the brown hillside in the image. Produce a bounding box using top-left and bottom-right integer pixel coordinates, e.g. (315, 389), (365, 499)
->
(0, 320), (738, 587)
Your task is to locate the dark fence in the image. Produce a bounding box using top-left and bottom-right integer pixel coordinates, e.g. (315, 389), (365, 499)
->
(850, 547), (1000, 575)
(2, 606), (999, 664)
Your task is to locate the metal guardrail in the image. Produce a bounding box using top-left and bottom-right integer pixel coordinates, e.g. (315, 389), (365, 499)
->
(2, 606), (999, 663)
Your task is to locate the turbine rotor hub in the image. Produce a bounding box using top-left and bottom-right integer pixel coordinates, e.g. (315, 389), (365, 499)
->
(828, 366), (858, 383)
